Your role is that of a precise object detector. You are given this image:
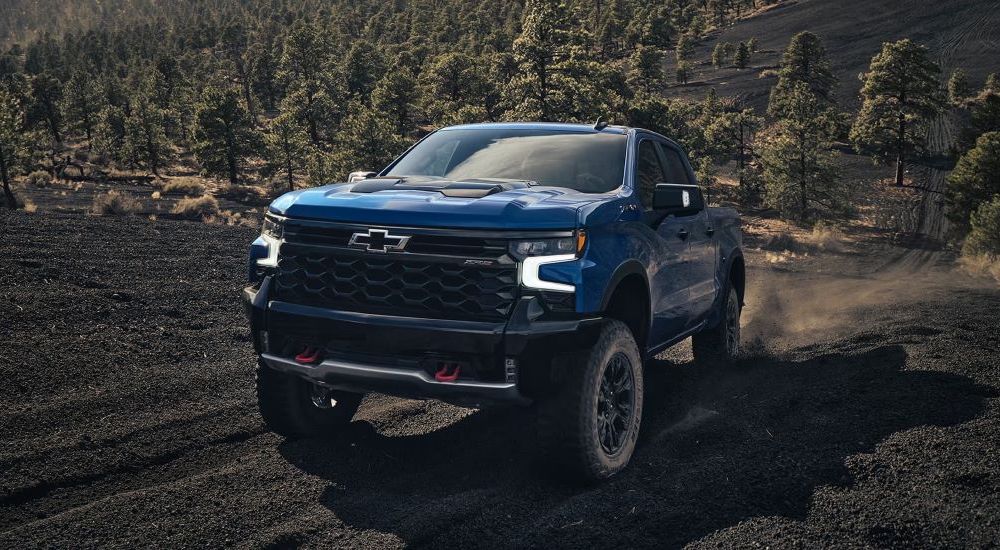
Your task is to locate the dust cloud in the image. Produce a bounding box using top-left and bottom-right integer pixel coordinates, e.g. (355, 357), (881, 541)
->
(740, 249), (988, 351)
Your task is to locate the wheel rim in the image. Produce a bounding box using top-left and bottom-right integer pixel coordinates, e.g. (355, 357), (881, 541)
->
(726, 294), (740, 356)
(597, 352), (635, 456)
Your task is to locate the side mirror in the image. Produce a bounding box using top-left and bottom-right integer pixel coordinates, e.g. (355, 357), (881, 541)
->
(348, 171), (377, 183)
(653, 184), (704, 214)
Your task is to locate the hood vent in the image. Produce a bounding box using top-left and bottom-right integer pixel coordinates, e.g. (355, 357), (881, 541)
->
(350, 178), (530, 199)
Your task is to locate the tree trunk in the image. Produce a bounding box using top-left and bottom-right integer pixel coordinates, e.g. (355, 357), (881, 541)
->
(306, 92), (319, 146)
(895, 92), (906, 186)
(225, 123), (239, 186)
(799, 145), (807, 221)
(236, 57), (257, 125)
(0, 154), (18, 209)
(284, 135), (294, 191)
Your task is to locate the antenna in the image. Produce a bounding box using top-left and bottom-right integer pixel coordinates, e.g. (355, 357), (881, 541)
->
(594, 117), (608, 131)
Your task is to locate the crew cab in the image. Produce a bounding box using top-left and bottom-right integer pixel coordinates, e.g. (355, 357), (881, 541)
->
(244, 122), (744, 480)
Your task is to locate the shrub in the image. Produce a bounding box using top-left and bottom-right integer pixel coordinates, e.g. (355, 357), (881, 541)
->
(161, 178), (206, 196)
(171, 194), (220, 221)
(946, 131), (1000, 233)
(963, 196), (1000, 258)
(91, 191), (140, 216)
(25, 170), (53, 187)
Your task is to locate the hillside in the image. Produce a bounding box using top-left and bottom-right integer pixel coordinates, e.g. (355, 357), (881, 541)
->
(667, 0), (1000, 110)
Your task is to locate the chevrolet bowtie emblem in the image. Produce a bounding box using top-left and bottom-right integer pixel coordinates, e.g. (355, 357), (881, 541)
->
(348, 228), (410, 253)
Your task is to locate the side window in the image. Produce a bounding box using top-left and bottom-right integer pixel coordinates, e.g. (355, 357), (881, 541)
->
(659, 145), (692, 185)
(636, 140), (666, 210)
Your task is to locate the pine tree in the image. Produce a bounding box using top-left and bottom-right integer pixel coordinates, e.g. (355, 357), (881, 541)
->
(711, 42), (729, 69)
(627, 45), (664, 93)
(945, 131), (1000, 233)
(734, 42), (750, 69)
(850, 39), (943, 186)
(508, 0), (606, 121)
(768, 32), (836, 118)
(28, 71), (62, 143)
(423, 52), (484, 123)
(985, 73), (1000, 95)
(122, 76), (171, 175)
(373, 69), (419, 137)
(330, 101), (408, 179)
(963, 196), (1000, 258)
(264, 112), (312, 191)
(92, 105), (126, 163)
(193, 86), (259, 185)
(947, 69), (972, 105)
(60, 68), (101, 144)
(279, 23), (339, 147)
(0, 89), (31, 208)
(342, 42), (386, 99)
(704, 108), (763, 191)
(760, 82), (844, 221)
(676, 60), (693, 85)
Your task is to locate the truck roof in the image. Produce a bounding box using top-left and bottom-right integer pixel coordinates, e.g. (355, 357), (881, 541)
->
(442, 122), (631, 135)
(439, 122), (682, 149)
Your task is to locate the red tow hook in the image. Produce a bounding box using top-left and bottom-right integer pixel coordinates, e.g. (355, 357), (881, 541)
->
(434, 363), (461, 382)
(294, 346), (323, 365)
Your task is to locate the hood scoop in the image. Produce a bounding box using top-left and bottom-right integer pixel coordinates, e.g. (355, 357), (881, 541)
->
(350, 178), (531, 199)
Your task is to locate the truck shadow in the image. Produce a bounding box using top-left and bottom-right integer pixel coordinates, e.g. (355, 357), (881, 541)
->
(278, 344), (992, 548)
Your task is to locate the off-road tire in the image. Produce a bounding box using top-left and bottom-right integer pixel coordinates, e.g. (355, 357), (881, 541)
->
(692, 285), (741, 368)
(255, 360), (363, 438)
(537, 319), (644, 482)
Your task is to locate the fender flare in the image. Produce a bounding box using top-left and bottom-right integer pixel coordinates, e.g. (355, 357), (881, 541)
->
(722, 248), (746, 302)
(599, 259), (650, 313)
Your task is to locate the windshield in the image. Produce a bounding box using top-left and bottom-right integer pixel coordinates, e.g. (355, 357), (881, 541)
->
(385, 128), (627, 193)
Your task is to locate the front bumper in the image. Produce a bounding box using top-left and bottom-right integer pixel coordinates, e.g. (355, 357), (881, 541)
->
(244, 276), (601, 406)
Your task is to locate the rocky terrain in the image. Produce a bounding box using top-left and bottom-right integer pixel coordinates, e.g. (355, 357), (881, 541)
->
(1, 211), (998, 548)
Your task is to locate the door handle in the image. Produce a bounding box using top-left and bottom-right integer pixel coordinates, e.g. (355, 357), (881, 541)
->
(678, 228), (689, 240)
(705, 227), (715, 236)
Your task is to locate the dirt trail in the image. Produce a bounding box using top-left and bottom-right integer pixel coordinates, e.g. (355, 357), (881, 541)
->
(2, 212), (999, 548)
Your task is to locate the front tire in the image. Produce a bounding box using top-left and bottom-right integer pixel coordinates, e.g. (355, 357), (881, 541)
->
(538, 319), (644, 482)
(692, 285), (741, 367)
(255, 360), (363, 438)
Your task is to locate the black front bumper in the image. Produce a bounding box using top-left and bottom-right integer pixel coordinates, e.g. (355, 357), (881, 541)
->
(244, 276), (601, 406)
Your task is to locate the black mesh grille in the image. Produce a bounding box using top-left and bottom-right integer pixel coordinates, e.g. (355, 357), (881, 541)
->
(272, 243), (518, 320)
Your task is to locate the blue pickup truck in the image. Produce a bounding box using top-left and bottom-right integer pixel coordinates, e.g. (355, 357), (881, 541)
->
(244, 122), (744, 480)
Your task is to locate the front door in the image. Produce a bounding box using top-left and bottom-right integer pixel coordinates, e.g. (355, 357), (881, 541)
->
(659, 144), (718, 326)
(635, 138), (692, 344)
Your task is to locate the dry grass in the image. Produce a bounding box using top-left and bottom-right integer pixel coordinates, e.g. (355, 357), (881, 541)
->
(91, 191), (141, 216)
(25, 170), (53, 188)
(161, 177), (206, 196)
(959, 254), (1000, 284)
(171, 194), (220, 221)
(23, 200), (38, 213)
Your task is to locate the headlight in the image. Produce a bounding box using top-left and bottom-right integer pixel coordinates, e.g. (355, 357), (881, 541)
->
(515, 231), (586, 293)
(509, 231), (586, 258)
(262, 214), (283, 240)
(257, 214), (284, 267)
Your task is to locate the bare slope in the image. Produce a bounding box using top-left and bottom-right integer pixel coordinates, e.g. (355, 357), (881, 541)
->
(668, 0), (1000, 109)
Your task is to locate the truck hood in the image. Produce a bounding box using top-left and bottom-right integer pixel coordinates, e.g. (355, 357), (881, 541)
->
(268, 177), (607, 229)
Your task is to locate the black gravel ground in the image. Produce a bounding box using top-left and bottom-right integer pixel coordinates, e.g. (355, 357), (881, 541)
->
(1, 211), (998, 548)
